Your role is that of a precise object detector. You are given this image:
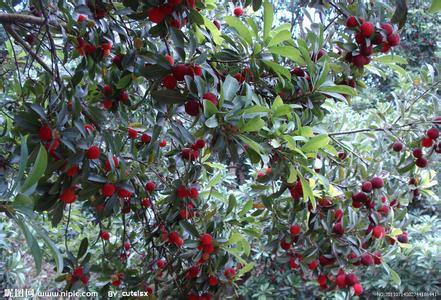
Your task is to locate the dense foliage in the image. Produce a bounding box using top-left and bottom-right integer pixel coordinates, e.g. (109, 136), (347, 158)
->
(0, 0), (440, 299)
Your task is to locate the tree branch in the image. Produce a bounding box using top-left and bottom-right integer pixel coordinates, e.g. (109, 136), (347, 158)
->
(0, 13), (57, 26)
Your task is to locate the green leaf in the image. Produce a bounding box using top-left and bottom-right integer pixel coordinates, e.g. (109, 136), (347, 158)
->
(14, 216), (42, 275)
(374, 55), (408, 64)
(287, 165), (297, 184)
(301, 135), (330, 153)
(267, 30), (291, 47)
(269, 46), (305, 65)
(262, 60), (291, 80)
(237, 262), (256, 278)
(318, 85), (357, 96)
(242, 116), (264, 132)
(77, 238), (88, 259)
(429, 0), (441, 13)
(21, 145), (47, 194)
(224, 16), (253, 45)
(207, 172), (223, 188)
(13, 193), (34, 215)
(151, 90), (187, 104)
(180, 220), (200, 237)
(203, 16), (223, 45)
(31, 221), (64, 274)
(203, 99), (219, 118)
(189, 9), (204, 25)
(263, 1), (273, 40)
(239, 199), (253, 216)
(226, 194), (237, 216)
(298, 174), (315, 209)
(116, 74), (132, 89)
(223, 75), (240, 101)
(238, 135), (262, 156)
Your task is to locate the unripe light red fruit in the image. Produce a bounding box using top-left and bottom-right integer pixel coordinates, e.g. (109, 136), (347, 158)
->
(290, 224), (301, 236)
(346, 16), (358, 28)
(387, 33), (400, 46)
(233, 7), (244, 17)
(332, 222), (345, 235)
(148, 7), (165, 24)
(102, 183), (116, 197)
(360, 22), (375, 37)
(101, 231), (110, 240)
(372, 225), (385, 238)
(104, 156), (119, 172)
(353, 283), (363, 296)
(203, 92), (218, 106)
(416, 157), (428, 168)
(200, 233), (213, 246)
(361, 253), (374, 265)
(86, 146), (101, 159)
(145, 181), (156, 193)
(103, 84), (112, 96)
(162, 74), (177, 89)
(128, 128), (137, 139)
(380, 23), (394, 35)
(208, 275), (218, 286)
(361, 181), (373, 193)
(185, 100), (201, 116)
(392, 142), (403, 152)
(39, 125), (52, 141)
(427, 127), (439, 139)
(421, 137), (434, 148)
(61, 188), (76, 204)
(371, 177), (384, 189)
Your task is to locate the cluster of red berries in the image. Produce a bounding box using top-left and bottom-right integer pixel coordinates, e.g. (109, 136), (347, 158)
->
(345, 16), (400, 67)
(351, 176), (384, 208)
(69, 266), (90, 285)
(168, 230), (184, 247)
(127, 128), (152, 144)
(320, 270), (364, 296)
(393, 126), (440, 168)
(184, 92), (219, 116)
(162, 61), (203, 91)
(147, 0), (198, 28)
(76, 38), (112, 58)
(101, 84), (129, 110)
(38, 124), (61, 158)
(181, 138), (205, 161)
(197, 233), (215, 261)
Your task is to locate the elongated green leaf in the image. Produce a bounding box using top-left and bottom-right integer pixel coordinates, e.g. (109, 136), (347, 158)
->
(242, 116), (264, 132)
(203, 16), (223, 45)
(239, 199), (253, 216)
(269, 46), (305, 65)
(151, 90), (187, 104)
(14, 216), (42, 274)
(262, 60), (291, 80)
(374, 55), (408, 64)
(318, 85), (357, 96)
(226, 194), (237, 216)
(180, 220), (199, 237)
(224, 16), (253, 45)
(302, 135), (330, 152)
(223, 75), (240, 101)
(298, 174), (315, 208)
(21, 145), (47, 193)
(268, 30), (291, 47)
(263, 1), (273, 40)
(31, 221), (64, 274)
(237, 262), (255, 278)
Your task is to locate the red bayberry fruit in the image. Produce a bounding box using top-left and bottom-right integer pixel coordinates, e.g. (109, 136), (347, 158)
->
(203, 92), (218, 106)
(373, 251), (382, 264)
(291, 67), (305, 77)
(317, 274), (327, 286)
(392, 142), (403, 152)
(189, 187), (198, 199)
(117, 188), (132, 199)
(213, 20), (221, 30)
(360, 22), (374, 37)
(233, 7), (243, 17)
(208, 275), (218, 286)
(141, 198), (151, 208)
(102, 99), (113, 109)
(397, 232), (409, 243)
(145, 181), (156, 193)
(177, 185), (189, 198)
(80, 275), (89, 285)
(148, 7), (165, 24)
(416, 157), (428, 168)
(421, 137), (434, 148)
(156, 259), (166, 269)
(128, 128), (138, 139)
(361, 253), (374, 265)
(86, 146), (101, 159)
(308, 260), (318, 270)
(39, 125), (52, 141)
(332, 222), (345, 235)
(234, 73), (245, 82)
(103, 84), (112, 96)
(165, 54), (174, 65)
(352, 192), (367, 202)
(352, 54), (370, 67)
(381, 41), (391, 53)
(172, 64), (192, 81)
(346, 16), (358, 28)
(73, 266), (83, 277)
(381, 23), (394, 35)
(104, 156), (119, 172)
(372, 225), (385, 238)
(200, 233), (213, 246)
(387, 33), (400, 46)
(335, 208), (344, 221)
(290, 224), (301, 236)
(413, 148), (423, 158)
(427, 127), (439, 139)
(361, 181), (373, 193)
(141, 133), (151, 144)
(101, 183), (116, 197)
(195, 138), (206, 149)
(353, 283), (363, 295)
(112, 54), (123, 65)
(371, 177), (384, 189)
(118, 91), (129, 103)
(185, 100), (201, 116)
(360, 44), (373, 56)
(170, 19), (181, 29)
(162, 74), (177, 89)
(101, 231), (110, 240)
(169, 231), (184, 247)
(280, 239), (290, 250)
(224, 268), (236, 279)
(336, 271), (347, 288)
(289, 258), (298, 269)
(159, 139), (167, 147)
(77, 15), (87, 22)
(60, 188), (76, 204)
(66, 165), (79, 177)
